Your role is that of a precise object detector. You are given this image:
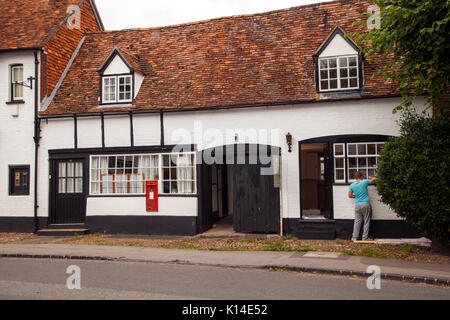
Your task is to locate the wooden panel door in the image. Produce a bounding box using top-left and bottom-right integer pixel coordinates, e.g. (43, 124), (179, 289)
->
(233, 163), (280, 233)
(50, 159), (86, 224)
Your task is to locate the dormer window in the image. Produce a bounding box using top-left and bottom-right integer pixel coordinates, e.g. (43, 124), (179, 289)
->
(98, 47), (145, 105)
(314, 27), (363, 93)
(318, 55), (359, 91)
(102, 74), (132, 103)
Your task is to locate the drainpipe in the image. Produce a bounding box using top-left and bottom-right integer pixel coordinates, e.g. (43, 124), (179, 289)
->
(33, 50), (41, 233)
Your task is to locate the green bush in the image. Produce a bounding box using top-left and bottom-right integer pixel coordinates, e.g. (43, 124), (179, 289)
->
(376, 111), (450, 240)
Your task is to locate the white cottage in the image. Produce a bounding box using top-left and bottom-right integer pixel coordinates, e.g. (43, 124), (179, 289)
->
(2, 0), (423, 239)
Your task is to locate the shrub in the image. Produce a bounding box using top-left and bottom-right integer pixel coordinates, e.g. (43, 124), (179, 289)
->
(376, 111), (450, 241)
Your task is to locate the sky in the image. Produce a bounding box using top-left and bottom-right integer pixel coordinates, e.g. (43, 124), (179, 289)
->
(95, 0), (327, 30)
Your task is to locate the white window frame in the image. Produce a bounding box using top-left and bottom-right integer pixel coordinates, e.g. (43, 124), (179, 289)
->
(333, 142), (384, 183)
(89, 152), (196, 195)
(11, 65), (24, 100)
(117, 75), (132, 102)
(333, 143), (346, 183)
(318, 55), (359, 92)
(102, 76), (117, 103)
(102, 74), (132, 104)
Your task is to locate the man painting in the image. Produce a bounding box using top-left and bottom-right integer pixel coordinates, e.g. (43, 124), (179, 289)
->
(348, 172), (376, 241)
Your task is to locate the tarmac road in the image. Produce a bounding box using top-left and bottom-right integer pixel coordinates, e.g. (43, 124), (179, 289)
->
(0, 257), (449, 300)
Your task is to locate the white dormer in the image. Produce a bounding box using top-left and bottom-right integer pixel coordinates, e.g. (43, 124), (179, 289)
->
(98, 48), (145, 105)
(314, 27), (362, 93)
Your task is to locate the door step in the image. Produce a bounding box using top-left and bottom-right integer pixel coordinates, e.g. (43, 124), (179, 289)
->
(37, 228), (90, 236)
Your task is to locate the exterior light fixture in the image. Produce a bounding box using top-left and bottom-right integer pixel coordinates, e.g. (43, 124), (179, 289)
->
(286, 132), (293, 152)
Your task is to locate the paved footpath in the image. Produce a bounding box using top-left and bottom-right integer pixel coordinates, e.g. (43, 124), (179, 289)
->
(0, 243), (449, 285)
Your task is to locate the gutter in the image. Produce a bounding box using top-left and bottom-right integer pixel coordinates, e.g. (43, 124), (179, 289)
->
(33, 50), (41, 233)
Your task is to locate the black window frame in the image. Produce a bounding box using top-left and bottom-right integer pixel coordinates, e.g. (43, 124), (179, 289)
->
(9, 165), (30, 196)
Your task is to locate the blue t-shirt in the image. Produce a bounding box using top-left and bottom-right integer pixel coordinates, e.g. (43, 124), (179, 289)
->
(349, 179), (371, 204)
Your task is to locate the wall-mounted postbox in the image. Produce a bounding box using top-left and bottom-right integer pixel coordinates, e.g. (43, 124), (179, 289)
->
(145, 181), (158, 212)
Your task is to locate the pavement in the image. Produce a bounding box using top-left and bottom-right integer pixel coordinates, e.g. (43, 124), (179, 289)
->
(0, 243), (449, 286)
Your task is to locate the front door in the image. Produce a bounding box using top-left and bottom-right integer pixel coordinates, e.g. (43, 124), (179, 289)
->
(300, 143), (332, 219)
(50, 159), (86, 224)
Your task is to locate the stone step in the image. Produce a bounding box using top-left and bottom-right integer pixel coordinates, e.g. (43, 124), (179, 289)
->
(46, 223), (87, 230)
(37, 229), (90, 237)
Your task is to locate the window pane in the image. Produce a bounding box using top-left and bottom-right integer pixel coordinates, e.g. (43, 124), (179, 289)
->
(348, 144), (357, 155)
(67, 178), (74, 193)
(340, 68), (348, 78)
(329, 58), (337, 68)
(349, 56), (357, 66)
(349, 67), (357, 77)
(367, 144), (376, 155)
(320, 70), (328, 80)
(330, 79), (337, 89)
(75, 178), (83, 193)
(358, 144), (367, 155)
(335, 158), (344, 169)
(339, 57), (348, 67)
(349, 78), (358, 88)
(59, 162), (66, 178)
(348, 169), (357, 180)
(368, 157), (377, 167)
(358, 157), (367, 167)
(334, 144), (344, 156)
(340, 79), (348, 88)
(67, 162), (75, 177)
(348, 157), (357, 168)
(335, 169), (344, 181)
(329, 69), (337, 79)
(321, 81), (328, 90)
(320, 59), (327, 69)
(377, 143), (384, 154)
(58, 178), (66, 193)
(75, 162), (83, 177)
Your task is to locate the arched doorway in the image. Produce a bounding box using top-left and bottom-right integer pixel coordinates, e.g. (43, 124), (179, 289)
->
(197, 144), (281, 234)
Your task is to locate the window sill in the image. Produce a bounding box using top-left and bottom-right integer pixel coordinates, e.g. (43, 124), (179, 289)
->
(6, 100), (25, 105)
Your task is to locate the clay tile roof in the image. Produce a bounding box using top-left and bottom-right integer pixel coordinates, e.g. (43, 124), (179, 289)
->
(0, 0), (95, 51)
(42, 0), (396, 116)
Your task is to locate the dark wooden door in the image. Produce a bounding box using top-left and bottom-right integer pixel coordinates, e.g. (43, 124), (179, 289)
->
(233, 163), (280, 233)
(50, 159), (86, 224)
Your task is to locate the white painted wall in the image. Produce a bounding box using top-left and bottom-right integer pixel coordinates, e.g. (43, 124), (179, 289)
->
(0, 51), (39, 217)
(77, 117), (102, 148)
(319, 33), (358, 57)
(35, 96), (426, 223)
(103, 54), (130, 75)
(86, 196), (197, 217)
(163, 97), (425, 220)
(333, 185), (401, 220)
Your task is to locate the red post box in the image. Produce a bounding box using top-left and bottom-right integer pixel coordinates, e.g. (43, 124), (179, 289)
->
(145, 181), (158, 212)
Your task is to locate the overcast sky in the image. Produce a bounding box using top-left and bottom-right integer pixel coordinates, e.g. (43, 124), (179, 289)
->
(95, 0), (326, 30)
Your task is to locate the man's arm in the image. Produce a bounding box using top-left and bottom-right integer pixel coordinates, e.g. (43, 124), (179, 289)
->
(348, 190), (355, 198)
(368, 175), (377, 183)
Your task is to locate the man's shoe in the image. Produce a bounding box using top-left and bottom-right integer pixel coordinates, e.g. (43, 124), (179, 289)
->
(362, 237), (374, 241)
(351, 238), (358, 242)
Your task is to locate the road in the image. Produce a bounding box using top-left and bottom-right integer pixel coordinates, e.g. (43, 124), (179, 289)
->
(0, 258), (449, 300)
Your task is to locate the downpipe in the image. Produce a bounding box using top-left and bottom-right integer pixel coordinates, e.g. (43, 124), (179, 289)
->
(33, 50), (41, 233)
